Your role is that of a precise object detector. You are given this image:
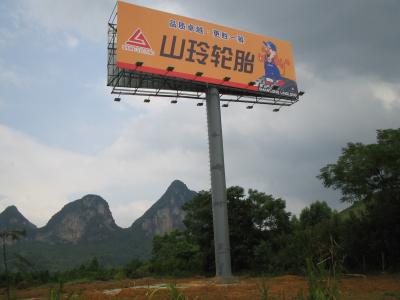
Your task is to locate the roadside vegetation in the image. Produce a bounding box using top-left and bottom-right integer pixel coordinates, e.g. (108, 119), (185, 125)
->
(1, 128), (399, 299)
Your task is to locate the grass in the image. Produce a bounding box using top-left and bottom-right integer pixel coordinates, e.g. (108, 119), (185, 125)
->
(382, 291), (400, 299)
(2, 274), (399, 300)
(145, 283), (209, 300)
(295, 259), (341, 300)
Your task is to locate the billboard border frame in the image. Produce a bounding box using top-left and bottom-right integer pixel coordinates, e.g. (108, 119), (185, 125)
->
(107, 7), (302, 107)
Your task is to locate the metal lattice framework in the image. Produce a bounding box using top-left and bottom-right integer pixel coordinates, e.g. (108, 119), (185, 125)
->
(107, 7), (301, 107)
(107, 3), (304, 281)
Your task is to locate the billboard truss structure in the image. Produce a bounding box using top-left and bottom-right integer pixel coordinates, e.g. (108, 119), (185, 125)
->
(107, 11), (300, 107)
(107, 1), (304, 281)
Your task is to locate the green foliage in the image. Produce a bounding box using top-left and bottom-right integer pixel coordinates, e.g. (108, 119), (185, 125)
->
(258, 278), (281, 300)
(1, 229), (26, 300)
(145, 283), (189, 300)
(2, 129), (400, 287)
(319, 128), (400, 270)
(383, 291), (400, 299)
(151, 185), (354, 276)
(165, 283), (189, 300)
(0, 256), (122, 290)
(249, 189), (291, 234)
(318, 128), (400, 203)
(150, 230), (202, 275)
(124, 258), (146, 278)
(248, 189), (292, 273)
(294, 259), (341, 300)
(300, 201), (333, 228)
(182, 190), (215, 273)
(48, 281), (63, 300)
(58, 257), (118, 281)
(48, 281), (85, 300)
(180, 187), (293, 274)
(258, 279), (269, 300)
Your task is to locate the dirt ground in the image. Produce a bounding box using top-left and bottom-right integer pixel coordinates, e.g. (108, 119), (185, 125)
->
(3, 274), (400, 300)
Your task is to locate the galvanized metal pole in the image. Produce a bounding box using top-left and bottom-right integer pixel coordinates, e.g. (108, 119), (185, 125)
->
(206, 86), (233, 280)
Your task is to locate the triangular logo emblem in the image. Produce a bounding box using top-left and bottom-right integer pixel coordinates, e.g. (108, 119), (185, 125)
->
(126, 28), (151, 49)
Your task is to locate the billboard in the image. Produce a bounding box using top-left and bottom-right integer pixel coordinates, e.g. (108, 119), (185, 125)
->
(116, 1), (298, 99)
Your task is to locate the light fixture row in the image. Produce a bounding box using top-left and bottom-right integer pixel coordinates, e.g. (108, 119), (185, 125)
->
(114, 97), (281, 111)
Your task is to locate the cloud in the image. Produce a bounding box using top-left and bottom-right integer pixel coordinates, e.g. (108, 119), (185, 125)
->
(0, 60), (28, 88)
(162, 0), (400, 82)
(66, 35), (79, 48)
(0, 100), (210, 227)
(370, 81), (400, 111)
(150, 1), (187, 15)
(1, 0), (399, 230)
(17, 0), (185, 44)
(6, 0), (400, 80)
(111, 201), (151, 227)
(2, 62), (398, 227)
(20, 0), (114, 42)
(0, 124), (93, 226)
(0, 28), (16, 48)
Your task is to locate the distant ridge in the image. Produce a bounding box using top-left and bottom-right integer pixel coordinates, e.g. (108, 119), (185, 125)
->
(131, 179), (197, 236)
(36, 194), (122, 244)
(0, 205), (36, 232)
(1, 180), (197, 270)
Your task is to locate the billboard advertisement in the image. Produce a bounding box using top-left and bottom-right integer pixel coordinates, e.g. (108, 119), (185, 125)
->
(116, 1), (298, 98)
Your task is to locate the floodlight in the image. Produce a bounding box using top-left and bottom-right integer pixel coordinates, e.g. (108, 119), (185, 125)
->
(248, 81), (256, 86)
(246, 105), (253, 109)
(144, 98), (150, 103)
(171, 99), (178, 104)
(197, 102), (204, 106)
(223, 76), (231, 82)
(273, 108), (280, 112)
(167, 66), (175, 72)
(136, 61), (144, 67)
(222, 103), (229, 108)
(114, 97), (121, 102)
(298, 91), (305, 96)
(195, 71), (203, 77)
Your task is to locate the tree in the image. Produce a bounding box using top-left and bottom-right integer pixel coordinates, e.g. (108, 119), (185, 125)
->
(150, 230), (202, 275)
(248, 189), (291, 234)
(226, 187), (257, 271)
(182, 187), (293, 273)
(124, 259), (144, 278)
(318, 129), (400, 203)
(0, 229), (26, 300)
(300, 201), (333, 228)
(318, 129), (400, 270)
(182, 190), (215, 273)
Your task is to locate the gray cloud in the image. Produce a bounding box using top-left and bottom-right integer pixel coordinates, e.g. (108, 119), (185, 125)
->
(1, 0), (399, 226)
(16, 0), (400, 80)
(177, 0), (400, 81)
(220, 64), (400, 212)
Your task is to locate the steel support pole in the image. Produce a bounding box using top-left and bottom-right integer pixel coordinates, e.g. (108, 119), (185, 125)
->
(206, 87), (232, 280)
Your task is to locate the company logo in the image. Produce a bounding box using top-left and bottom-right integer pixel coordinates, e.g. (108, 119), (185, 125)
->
(122, 28), (154, 55)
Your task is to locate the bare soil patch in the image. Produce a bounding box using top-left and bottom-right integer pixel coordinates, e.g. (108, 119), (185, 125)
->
(5, 274), (400, 300)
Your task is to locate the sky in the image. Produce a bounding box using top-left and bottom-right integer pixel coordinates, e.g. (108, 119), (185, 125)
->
(0, 0), (399, 228)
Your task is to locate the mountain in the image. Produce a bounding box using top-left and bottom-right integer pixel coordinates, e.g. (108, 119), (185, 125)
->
(131, 180), (197, 236)
(0, 205), (36, 232)
(2, 180), (197, 270)
(36, 194), (122, 244)
(339, 200), (366, 220)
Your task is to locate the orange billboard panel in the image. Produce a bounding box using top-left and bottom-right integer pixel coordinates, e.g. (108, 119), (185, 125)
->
(116, 1), (298, 98)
